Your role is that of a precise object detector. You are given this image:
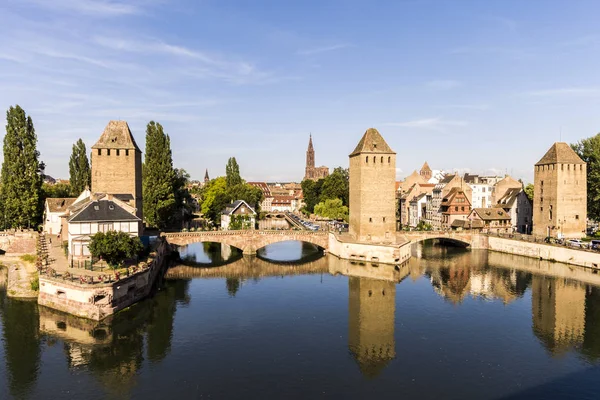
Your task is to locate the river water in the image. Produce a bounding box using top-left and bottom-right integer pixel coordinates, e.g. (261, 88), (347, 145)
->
(1, 241), (600, 399)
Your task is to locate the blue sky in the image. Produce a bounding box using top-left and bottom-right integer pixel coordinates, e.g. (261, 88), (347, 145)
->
(1, 0), (600, 183)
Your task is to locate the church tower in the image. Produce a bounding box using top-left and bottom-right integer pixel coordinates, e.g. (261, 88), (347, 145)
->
(533, 142), (586, 238)
(349, 128), (396, 242)
(420, 161), (432, 181)
(91, 121), (143, 220)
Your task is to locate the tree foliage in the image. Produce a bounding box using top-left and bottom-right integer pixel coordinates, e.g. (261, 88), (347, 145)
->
(143, 121), (177, 229)
(524, 183), (534, 202)
(88, 231), (143, 268)
(572, 134), (600, 221)
(42, 182), (72, 199)
(301, 179), (323, 213)
(225, 157), (242, 187)
(320, 167), (349, 205)
(68, 138), (91, 195)
(0, 105), (44, 228)
(199, 177), (263, 225)
(314, 198), (348, 221)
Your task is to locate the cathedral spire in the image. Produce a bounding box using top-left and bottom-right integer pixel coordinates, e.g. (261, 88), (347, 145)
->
(204, 169), (210, 183)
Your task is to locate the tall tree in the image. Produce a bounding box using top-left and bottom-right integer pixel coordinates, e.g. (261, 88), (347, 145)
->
(68, 138), (91, 195)
(524, 183), (534, 202)
(225, 157), (242, 187)
(320, 167), (349, 205)
(572, 134), (600, 221)
(0, 105), (44, 228)
(301, 178), (324, 214)
(143, 121), (176, 229)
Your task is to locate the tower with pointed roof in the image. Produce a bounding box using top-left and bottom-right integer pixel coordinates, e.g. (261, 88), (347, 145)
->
(204, 169), (210, 184)
(533, 142), (586, 238)
(91, 120), (143, 220)
(349, 128), (396, 242)
(304, 134), (329, 181)
(420, 161), (432, 181)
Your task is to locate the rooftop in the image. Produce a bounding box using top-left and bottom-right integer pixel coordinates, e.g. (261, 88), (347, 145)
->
(535, 142), (585, 165)
(350, 128), (395, 156)
(92, 120), (141, 151)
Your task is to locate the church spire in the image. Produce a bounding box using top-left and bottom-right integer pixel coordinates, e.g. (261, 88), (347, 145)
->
(306, 134), (315, 169)
(204, 169), (210, 183)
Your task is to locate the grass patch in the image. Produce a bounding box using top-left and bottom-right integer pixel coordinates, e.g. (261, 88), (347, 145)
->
(20, 254), (37, 263)
(30, 276), (39, 291)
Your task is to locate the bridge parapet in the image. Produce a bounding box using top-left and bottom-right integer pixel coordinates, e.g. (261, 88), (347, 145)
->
(163, 230), (329, 255)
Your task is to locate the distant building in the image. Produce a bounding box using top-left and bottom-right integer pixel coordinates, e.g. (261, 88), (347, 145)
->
(420, 161), (432, 182)
(43, 197), (76, 234)
(494, 188), (532, 233)
(441, 188), (471, 230)
(533, 142), (587, 239)
(204, 169), (210, 184)
(427, 174), (473, 230)
(349, 128), (396, 242)
(221, 200), (256, 231)
(408, 193), (428, 228)
(491, 176), (523, 204)
(466, 208), (511, 233)
(304, 135), (329, 181)
(248, 182), (273, 212)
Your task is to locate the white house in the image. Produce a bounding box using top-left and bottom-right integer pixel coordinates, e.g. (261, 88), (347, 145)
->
(221, 200), (256, 231)
(409, 193), (428, 228)
(66, 193), (141, 260)
(494, 188), (533, 234)
(43, 197), (76, 234)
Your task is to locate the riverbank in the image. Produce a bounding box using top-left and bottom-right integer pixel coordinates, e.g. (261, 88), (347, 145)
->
(3, 256), (38, 299)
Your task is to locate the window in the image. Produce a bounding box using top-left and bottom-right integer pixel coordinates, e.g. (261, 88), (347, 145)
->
(540, 207), (543, 212)
(126, 149), (129, 156)
(97, 149), (101, 155)
(576, 215), (580, 220)
(366, 156), (368, 163)
(561, 164), (564, 171)
(373, 156), (376, 163)
(455, 206), (458, 212)
(461, 206), (465, 211)
(116, 149), (120, 156)
(107, 149), (111, 156)
(81, 223), (91, 234)
(98, 222), (114, 232)
(383, 217), (386, 222)
(381, 156), (383, 163)
(541, 181), (544, 186)
(388, 156), (391, 163)
(369, 218), (372, 222)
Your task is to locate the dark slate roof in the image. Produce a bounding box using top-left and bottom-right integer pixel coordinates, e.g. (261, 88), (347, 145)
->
(535, 142), (585, 165)
(495, 188), (523, 208)
(222, 200), (256, 216)
(350, 128), (395, 156)
(113, 193), (134, 202)
(46, 197), (76, 213)
(69, 200), (140, 223)
(92, 120), (141, 151)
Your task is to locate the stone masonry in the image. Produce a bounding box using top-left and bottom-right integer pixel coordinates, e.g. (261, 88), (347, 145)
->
(349, 128), (397, 243)
(533, 142), (586, 239)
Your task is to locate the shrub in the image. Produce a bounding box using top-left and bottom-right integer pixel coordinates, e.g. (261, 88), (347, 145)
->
(20, 254), (37, 263)
(88, 231), (144, 269)
(30, 276), (39, 291)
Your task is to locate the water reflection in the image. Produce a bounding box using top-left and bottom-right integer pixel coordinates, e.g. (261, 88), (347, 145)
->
(3, 244), (600, 397)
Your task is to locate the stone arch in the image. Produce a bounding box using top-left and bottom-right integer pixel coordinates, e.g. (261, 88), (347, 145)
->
(408, 236), (471, 248)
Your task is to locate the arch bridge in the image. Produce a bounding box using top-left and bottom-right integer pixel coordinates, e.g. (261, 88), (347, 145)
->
(398, 231), (488, 249)
(163, 230), (329, 255)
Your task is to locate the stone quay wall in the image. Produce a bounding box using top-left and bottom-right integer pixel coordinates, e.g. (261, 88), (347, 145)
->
(488, 236), (600, 269)
(38, 238), (170, 321)
(328, 233), (412, 265)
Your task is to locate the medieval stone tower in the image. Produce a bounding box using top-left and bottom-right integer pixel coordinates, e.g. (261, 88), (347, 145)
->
(349, 128), (396, 242)
(348, 276), (396, 377)
(91, 120), (143, 220)
(532, 142), (586, 239)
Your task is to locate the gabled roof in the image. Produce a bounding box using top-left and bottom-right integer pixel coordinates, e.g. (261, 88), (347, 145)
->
(535, 142), (585, 165)
(46, 197), (76, 213)
(92, 120), (141, 151)
(495, 188), (524, 209)
(69, 199), (140, 223)
(421, 161), (431, 172)
(470, 208), (511, 221)
(350, 128), (395, 156)
(222, 200), (256, 216)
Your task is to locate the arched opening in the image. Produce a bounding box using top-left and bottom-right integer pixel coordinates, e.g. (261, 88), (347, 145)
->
(256, 240), (325, 264)
(175, 241), (243, 267)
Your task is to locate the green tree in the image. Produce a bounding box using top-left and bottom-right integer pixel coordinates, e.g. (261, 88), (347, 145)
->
(225, 157), (242, 187)
(42, 182), (72, 199)
(301, 178), (324, 214)
(572, 134), (600, 221)
(88, 231), (143, 267)
(320, 167), (349, 205)
(314, 198), (348, 221)
(200, 177), (231, 224)
(524, 183), (534, 202)
(68, 138), (91, 195)
(143, 121), (176, 229)
(226, 277), (241, 297)
(229, 183), (263, 213)
(0, 105), (44, 228)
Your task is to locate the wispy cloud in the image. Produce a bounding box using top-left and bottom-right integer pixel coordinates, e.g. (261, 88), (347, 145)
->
(437, 104), (490, 111)
(22, 0), (142, 16)
(382, 118), (468, 132)
(425, 80), (462, 90)
(296, 43), (351, 56)
(523, 87), (600, 97)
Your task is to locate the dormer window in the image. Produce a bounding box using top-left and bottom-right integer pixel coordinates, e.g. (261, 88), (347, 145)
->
(94, 205), (100, 211)
(109, 204), (115, 210)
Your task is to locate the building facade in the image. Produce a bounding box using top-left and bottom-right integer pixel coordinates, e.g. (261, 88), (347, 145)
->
(349, 128), (396, 242)
(91, 120), (143, 221)
(441, 188), (471, 230)
(304, 135), (329, 181)
(533, 142), (587, 239)
(43, 197), (76, 234)
(221, 200), (256, 231)
(495, 188), (533, 233)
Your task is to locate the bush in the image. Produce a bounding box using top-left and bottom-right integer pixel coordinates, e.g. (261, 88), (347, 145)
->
(20, 254), (37, 263)
(88, 231), (144, 269)
(30, 276), (39, 291)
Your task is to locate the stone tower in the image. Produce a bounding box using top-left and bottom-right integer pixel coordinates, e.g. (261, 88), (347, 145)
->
(420, 161), (432, 181)
(306, 134), (315, 171)
(348, 276), (396, 378)
(91, 121), (143, 220)
(533, 142), (586, 239)
(349, 128), (396, 242)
